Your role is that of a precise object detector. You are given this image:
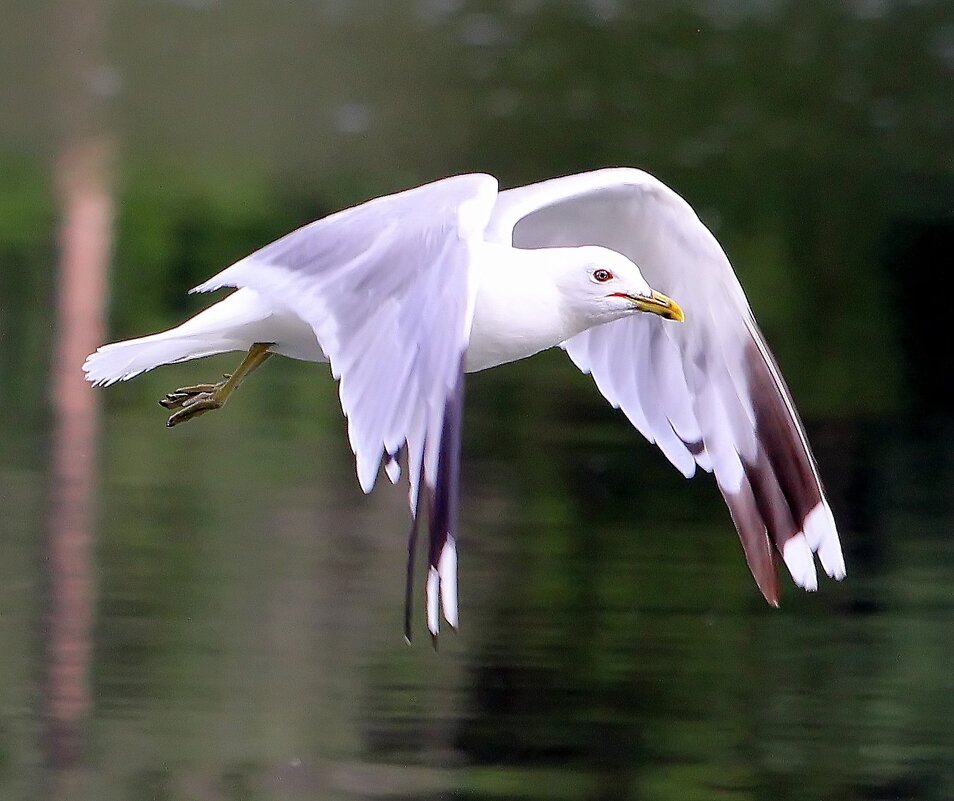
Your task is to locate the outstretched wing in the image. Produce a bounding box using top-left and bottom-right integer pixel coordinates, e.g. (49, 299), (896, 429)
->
(488, 169), (845, 604)
(193, 174), (500, 637)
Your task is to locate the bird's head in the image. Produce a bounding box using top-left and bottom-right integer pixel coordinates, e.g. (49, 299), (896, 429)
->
(555, 245), (686, 327)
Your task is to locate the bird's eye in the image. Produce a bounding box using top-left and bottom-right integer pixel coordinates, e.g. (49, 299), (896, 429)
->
(593, 269), (614, 283)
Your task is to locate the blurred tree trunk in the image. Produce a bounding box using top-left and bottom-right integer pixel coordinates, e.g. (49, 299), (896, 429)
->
(44, 0), (114, 778)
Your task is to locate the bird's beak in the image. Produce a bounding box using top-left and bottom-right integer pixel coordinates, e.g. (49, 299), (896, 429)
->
(624, 290), (686, 322)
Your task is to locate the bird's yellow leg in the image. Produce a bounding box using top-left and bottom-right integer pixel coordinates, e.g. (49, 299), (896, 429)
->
(160, 342), (274, 427)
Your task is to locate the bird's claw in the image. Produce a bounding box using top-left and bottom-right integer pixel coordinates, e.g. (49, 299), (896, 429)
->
(159, 375), (231, 426)
(165, 393), (224, 427)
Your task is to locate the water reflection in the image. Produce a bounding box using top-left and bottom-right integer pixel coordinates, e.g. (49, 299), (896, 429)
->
(50, 385), (949, 800)
(4, 302), (954, 799)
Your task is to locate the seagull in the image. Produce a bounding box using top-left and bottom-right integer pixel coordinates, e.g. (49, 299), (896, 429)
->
(84, 168), (846, 640)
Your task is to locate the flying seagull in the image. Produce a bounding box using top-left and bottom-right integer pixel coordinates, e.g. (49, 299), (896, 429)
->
(84, 169), (846, 640)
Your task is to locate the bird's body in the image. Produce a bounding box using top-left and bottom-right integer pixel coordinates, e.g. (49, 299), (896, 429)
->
(85, 168), (846, 639)
(89, 237), (656, 376)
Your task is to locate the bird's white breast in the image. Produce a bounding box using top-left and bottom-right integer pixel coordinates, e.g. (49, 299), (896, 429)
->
(464, 246), (577, 373)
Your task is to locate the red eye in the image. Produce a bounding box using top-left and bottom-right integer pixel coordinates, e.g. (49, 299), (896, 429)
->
(593, 269), (614, 282)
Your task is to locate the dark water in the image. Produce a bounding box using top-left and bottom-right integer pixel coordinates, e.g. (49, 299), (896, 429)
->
(2, 1), (954, 799)
(2, 358), (953, 800)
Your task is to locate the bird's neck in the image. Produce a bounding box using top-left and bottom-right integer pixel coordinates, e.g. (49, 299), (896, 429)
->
(466, 244), (586, 373)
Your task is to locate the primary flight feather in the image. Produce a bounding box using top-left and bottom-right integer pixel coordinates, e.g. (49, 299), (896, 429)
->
(84, 168), (846, 639)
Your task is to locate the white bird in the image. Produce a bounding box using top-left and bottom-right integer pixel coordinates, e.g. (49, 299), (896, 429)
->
(84, 168), (846, 640)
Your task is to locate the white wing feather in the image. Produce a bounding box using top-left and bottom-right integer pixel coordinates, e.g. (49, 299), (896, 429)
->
(192, 173), (500, 635)
(489, 168), (845, 603)
(193, 174), (495, 494)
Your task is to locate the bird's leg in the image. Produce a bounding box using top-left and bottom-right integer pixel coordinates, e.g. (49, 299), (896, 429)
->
(160, 342), (274, 427)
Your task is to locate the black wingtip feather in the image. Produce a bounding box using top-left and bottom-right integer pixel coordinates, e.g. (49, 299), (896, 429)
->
(425, 358), (466, 642)
(404, 453), (428, 644)
(711, 329), (833, 604)
(717, 333), (832, 600)
(744, 336), (825, 550)
(720, 473), (780, 606)
(404, 357), (466, 643)
(404, 512), (420, 644)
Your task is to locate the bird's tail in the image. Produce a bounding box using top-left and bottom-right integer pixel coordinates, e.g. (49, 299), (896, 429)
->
(83, 333), (237, 386)
(83, 289), (271, 386)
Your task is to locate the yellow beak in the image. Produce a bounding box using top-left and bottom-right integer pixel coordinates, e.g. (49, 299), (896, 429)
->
(631, 290), (686, 322)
